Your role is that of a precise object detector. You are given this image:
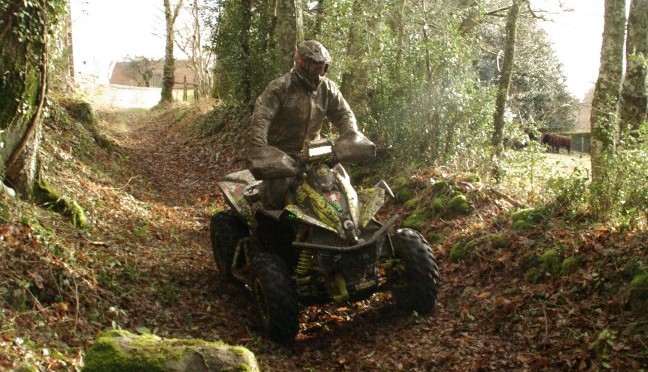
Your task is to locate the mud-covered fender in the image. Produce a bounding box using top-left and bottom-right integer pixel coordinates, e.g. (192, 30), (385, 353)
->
(217, 169), (258, 223)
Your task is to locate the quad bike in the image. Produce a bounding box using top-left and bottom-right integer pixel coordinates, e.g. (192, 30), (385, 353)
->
(210, 134), (440, 343)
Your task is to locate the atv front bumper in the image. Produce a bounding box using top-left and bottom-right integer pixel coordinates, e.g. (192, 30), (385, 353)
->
(291, 214), (399, 253)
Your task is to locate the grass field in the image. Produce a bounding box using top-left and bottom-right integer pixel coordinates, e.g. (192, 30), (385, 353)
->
(498, 149), (592, 205)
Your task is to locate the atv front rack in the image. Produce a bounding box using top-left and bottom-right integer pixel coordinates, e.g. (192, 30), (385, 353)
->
(291, 214), (399, 252)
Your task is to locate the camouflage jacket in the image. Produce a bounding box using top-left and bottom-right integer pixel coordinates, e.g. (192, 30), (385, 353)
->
(250, 68), (358, 154)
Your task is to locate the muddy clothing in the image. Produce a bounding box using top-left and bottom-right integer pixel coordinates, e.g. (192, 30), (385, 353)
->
(250, 68), (358, 155)
(249, 67), (358, 209)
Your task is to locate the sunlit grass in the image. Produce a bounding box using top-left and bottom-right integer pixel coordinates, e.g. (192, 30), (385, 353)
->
(498, 147), (591, 206)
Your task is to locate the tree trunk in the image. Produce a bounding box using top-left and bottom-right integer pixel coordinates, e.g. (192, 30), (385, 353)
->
(240, 0), (253, 105)
(420, 0), (440, 159)
(160, 0), (184, 104)
(618, 0), (647, 138)
(275, 0), (304, 73)
(340, 0), (381, 121)
(65, 0), (75, 90)
(590, 0), (626, 181)
(0, 2), (49, 196)
(182, 0), (213, 99)
(312, 0), (326, 38)
(491, 0), (521, 157)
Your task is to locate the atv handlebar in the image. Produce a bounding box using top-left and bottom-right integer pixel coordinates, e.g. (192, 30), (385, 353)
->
(247, 133), (376, 180)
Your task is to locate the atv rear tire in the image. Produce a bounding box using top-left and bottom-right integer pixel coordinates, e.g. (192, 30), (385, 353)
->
(391, 228), (439, 314)
(252, 252), (299, 343)
(210, 210), (248, 281)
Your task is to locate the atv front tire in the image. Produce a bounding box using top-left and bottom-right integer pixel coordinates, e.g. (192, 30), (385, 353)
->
(252, 252), (299, 343)
(391, 228), (440, 314)
(210, 210), (248, 281)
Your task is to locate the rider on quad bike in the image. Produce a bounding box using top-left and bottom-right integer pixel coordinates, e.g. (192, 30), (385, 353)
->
(210, 40), (440, 343)
(249, 39), (360, 210)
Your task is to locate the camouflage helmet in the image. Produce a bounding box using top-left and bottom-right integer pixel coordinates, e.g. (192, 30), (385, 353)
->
(295, 40), (332, 64)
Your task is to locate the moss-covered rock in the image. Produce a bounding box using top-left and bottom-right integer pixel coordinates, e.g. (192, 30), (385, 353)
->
(511, 208), (546, 230)
(489, 234), (509, 249)
(395, 187), (415, 204)
(561, 256), (581, 274)
(431, 195), (450, 213)
(449, 242), (468, 262)
(512, 220), (535, 231)
(403, 197), (421, 211)
(430, 180), (451, 195)
(391, 176), (415, 203)
(62, 99), (96, 126)
(430, 193), (471, 218)
(511, 208), (545, 227)
(521, 248), (567, 281)
(465, 174), (481, 183)
(391, 176), (409, 190)
(83, 329), (259, 372)
(447, 194), (472, 216)
(402, 207), (433, 230)
(449, 240), (479, 263)
(629, 273), (648, 314)
(33, 180), (87, 229)
(540, 249), (561, 276)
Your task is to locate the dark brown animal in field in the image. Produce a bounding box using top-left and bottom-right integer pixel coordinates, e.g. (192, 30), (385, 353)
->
(541, 133), (572, 154)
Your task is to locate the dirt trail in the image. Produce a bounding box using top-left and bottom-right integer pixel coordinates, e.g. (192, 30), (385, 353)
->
(95, 106), (550, 371)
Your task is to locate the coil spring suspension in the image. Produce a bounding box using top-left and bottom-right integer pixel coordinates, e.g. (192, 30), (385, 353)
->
(296, 249), (313, 277)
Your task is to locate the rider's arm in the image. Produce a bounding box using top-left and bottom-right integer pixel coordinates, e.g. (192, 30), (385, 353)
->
(325, 80), (358, 136)
(250, 81), (283, 148)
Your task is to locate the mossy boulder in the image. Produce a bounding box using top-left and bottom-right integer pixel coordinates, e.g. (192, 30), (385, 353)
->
(395, 187), (415, 204)
(429, 193), (471, 218)
(521, 249), (565, 282)
(511, 208), (545, 224)
(431, 195), (451, 213)
(403, 197), (421, 211)
(430, 180), (451, 195)
(447, 194), (471, 216)
(629, 273), (648, 314)
(402, 207), (433, 230)
(511, 208), (545, 230)
(62, 99), (96, 126)
(83, 329), (259, 372)
(489, 234), (509, 249)
(512, 220), (534, 231)
(33, 180), (87, 229)
(561, 256), (581, 274)
(390, 176), (417, 204)
(449, 242), (468, 263)
(449, 240), (478, 263)
(391, 176), (409, 190)
(540, 249), (561, 276)
(465, 174), (481, 183)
